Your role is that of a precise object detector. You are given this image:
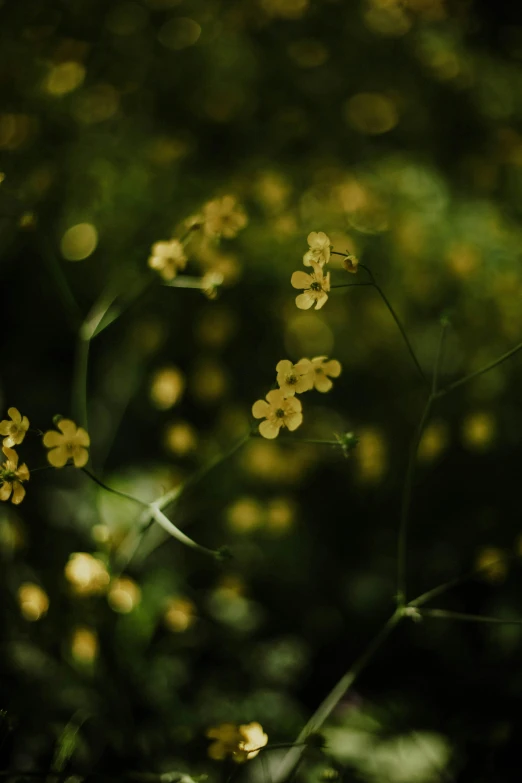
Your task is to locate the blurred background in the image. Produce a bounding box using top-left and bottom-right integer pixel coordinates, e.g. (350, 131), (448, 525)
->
(2, 0), (522, 780)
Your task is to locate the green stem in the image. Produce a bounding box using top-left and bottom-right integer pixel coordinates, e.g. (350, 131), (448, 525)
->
(359, 264), (427, 385)
(40, 235), (82, 330)
(419, 608), (522, 625)
(396, 395), (433, 607)
(435, 339), (522, 398)
(277, 609), (403, 781)
(81, 468), (147, 507)
(330, 282), (374, 289)
(73, 336), (90, 431)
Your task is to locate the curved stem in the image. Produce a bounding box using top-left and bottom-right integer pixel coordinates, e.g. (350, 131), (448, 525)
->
(419, 608), (522, 625)
(276, 610), (403, 782)
(435, 339), (522, 398)
(359, 265), (427, 385)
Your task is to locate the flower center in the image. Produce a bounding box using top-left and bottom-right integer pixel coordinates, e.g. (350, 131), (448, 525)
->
(310, 282), (322, 291)
(65, 442), (75, 453)
(1, 469), (16, 482)
(286, 374), (297, 385)
(275, 408), (286, 419)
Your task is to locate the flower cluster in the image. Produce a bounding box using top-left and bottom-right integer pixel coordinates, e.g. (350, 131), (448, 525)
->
(0, 408), (30, 505)
(291, 231), (359, 309)
(206, 721), (268, 763)
(147, 197), (247, 297)
(252, 356), (342, 439)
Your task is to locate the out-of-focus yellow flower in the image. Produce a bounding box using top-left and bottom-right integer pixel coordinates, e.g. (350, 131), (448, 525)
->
(227, 497), (264, 533)
(252, 389), (303, 439)
(43, 419), (90, 468)
(164, 597), (196, 632)
(0, 407), (29, 447)
(276, 359), (314, 396)
(418, 420), (449, 462)
(201, 270), (224, 299)
(206, 722), (268, 763)
(291, 261), (330, 310)
(0, 446), (29, 505)
(71, 626), (98, 663)
(266, 497), (295, 533)
(310, 356), (341, 392)
(476, 547), (507, 583)
(201, 196), (247, 239)
(108, 576), (141, 613)
(65, 552), (110, 596)
(303, 231), (331, 267)
(235, 723), (269, 762)
(150, 366), (185, 409)
(148, 239), (187, 281)
(18, 582), (49, 621)
(164, 421), (197, 456)
(462, 411), (496, 451)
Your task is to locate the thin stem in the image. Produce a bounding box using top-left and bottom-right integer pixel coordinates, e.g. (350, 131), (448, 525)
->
(277, 610), (403, 782)
(435, 339), (522, 398)
(73, 336), (90, 431)
(330, 282), (374, 289)
(359, 264), (427, 385)
(397, 395), (433, 607)
(81, 468), (147, 507)
(419, 608), (522, 625)
(408, 553), (517, 609)
(432, 321), (449, 396)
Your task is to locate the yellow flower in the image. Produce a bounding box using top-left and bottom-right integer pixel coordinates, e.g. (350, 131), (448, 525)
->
(343, 252), (359, 274)
(276, 359), (314, 395)
(303, 231), (331, 267)
(310, 356), (342, 392)
(0, 407), (30, 447)
(201, 196), (247, 239)
(291, 261), (330, 310)
(43, 419), (90, 468)
(0, 446), (30, 505)
(206, 722), (268, 763)
(252, 389), (303, 439)
(148, 239), (187, 281)
(235, 722), (269, 762)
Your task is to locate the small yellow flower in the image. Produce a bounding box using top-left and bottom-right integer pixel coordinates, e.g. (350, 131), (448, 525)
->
(206, 722), (268, 763)
(148, 239), (187, 281)
(252, 389), (303, 439)
(291, 261), (330, 310)
(343, 252), (359, 274)
(276, 359), (314, 396)
(310, 356), (342, 392)
(0, 446), (30, 505)
(0, 407), (30, 447)
(43, 419), (90, 468)
(303, 231), (331, 267)
(235, 722), (269, 762)
(201, 196), (247, 239)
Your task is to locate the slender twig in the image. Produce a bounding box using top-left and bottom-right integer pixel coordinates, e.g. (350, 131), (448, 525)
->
(330, 282), (374, 289)
(409, 552), (519, 609)
(81, 468), (147, 507)
(419, 608), (522, 625)
(359, 264), (427, 385)
(435, 339), (522, 398)
(276, 609), (403, 782)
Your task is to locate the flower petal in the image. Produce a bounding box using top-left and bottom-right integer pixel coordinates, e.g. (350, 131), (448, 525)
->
(58, 419), (77, 437)
(324, 359), (342, 377)
(285, 412), (303, 431)
(11, 481), (25, 505)
(72, 448), (89, 468)
(2, 446), (18, 467)
(0, 422), (11, 435)
(75, 427), (90, 447)
(291, 271), (312, 289)
(47, 447), (69, 468)
(43, 430), (63, 448)
(0, 482), (12, 501)
(266, 389), (286, 406)
(17, 463), (30, 481)
(275, 359), (292, 374)
(7, 407), (21, 424)
(285, 395), (302, 413)
(314, 374), (333, 393)
(302, 250), (315, 267)
(314, 292), (328, 310)
(252, 399), (270, 419)
(259, 419), (281, 439)
(296, 293), (315, 310)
